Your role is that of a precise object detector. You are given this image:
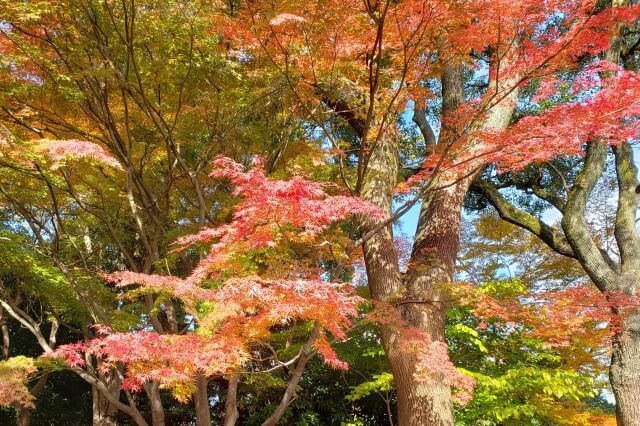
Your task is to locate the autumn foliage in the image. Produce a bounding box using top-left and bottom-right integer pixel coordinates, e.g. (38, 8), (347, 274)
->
(49, 157), (369, 400)
(0, 0), (639, 424)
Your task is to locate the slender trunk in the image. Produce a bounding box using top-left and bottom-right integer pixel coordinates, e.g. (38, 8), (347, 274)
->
(143, 381), (166, 426)
(87, 362), (122, 426)
(16, 372), (51, 426)
(74, 367), (147, 426)
(194, 373), (211, 426)
(610, 310), (640, 426)
(262, 324), (320, 426)
(0, 305), (9, 359)
(223, 375), (239, 426)
(384, 396), (395, 426)
(17, 406), (31, 426)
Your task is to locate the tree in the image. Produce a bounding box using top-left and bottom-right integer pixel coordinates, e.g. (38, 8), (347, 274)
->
(0, 0), (311, 423)
(43, 156), (378, 425)
(218, 0), (640, 424)
(1, 0), (639, 425)
(468, 10), (640, 421)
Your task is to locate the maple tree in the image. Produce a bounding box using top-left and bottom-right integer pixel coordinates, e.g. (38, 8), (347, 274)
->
(0, 0), (639, 425)
(0, 133), (375, 425)
(467, 26), (640, 422)
(0, 0), (331, 423)
(214, 0), (640, 424)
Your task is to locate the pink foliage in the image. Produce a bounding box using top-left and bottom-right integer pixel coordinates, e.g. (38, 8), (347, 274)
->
(83, 157), (373, 390)
(45, 342), (88, 368)
(399, 64), (640, 192)
(530, 286), (640, 347)
(173, 156), (382, 283)
(106, 271), (216, 301)
(51, 276), (361, 391)
(36, 139), (123, 170)
(213, 277), (362, 344)
(51, 332), (246, 398)
(269, 13), (306, 27)
(453, 282), (640, 348)
(314, 332), (349, 370)
(486, 69), (640, 172)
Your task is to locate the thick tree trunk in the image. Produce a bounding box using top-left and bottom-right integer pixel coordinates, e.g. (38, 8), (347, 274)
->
(359, 129), (460, 425)
(329, 51), (516, 423)
(318, 65), (465, 424)
(610, 311), (640, 426)
(92, 384), (119, 426)
(372, 64), (466, 426)
(394, 183), (469, 426)
(383, 330), (452, 426)
(193, 373), (211, 426)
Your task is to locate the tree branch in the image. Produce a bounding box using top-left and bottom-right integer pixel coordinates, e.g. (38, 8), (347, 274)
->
(261, 322), (320, 426)
(471, 179), (577, 258)
(561, 142), (619, 291)
(612, 142), (640, 273)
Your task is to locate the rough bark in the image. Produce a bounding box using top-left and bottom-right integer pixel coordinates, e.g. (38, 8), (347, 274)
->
(143, 381), (166, 426)
(397, 183), (469, 426)
(320, 46), (518, 423)
(394, 60), (518, 425)
(194, 373), (212, 426)
(381, 64), (464, 426)
(611, 312), (640, 426)
(223, 375), (240, 426)
(357, 118), (422, 424)
(358, 69), (461, 424)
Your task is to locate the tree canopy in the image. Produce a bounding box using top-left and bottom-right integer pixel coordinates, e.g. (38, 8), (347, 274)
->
(0, 0), (639, 425)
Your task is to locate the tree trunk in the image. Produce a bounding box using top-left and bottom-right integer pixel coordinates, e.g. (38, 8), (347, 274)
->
(0, 305), (9, 359)
(92, 384), (119, 426)
(361, 64), (465, 426)
(262, 323), (320, 426)
(143, 381), (166, 426)
(223, 375), (239, 426)
(359, 129), (460, 424)
(610, 310), (640, 426)
(383, 329), (452, 426)
(193, 373), (211, 426)
(16, 372), (51, 426)
(395, 183), (469, 426)
(17, 406), (31, 426)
